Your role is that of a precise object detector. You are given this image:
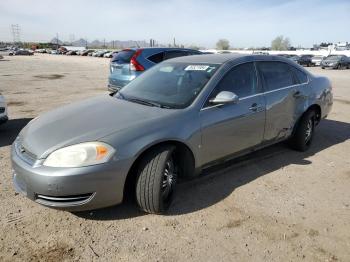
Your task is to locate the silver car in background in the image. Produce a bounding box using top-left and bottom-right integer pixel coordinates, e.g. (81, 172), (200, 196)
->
(311, 55), (325, 66)
(11, 54), (333, 214)
(0, 93), (8, 125)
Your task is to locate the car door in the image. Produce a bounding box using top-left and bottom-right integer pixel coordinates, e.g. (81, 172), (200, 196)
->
(256, 61), (305, 142)
(199, 62), (266, 165)
(340, 56), (349, 68)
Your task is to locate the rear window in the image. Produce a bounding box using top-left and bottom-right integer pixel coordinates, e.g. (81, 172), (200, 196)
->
(257, 62), (297, 91)
(111, 50), (135, 63)
(148, 52), (164, 64)
(164, 51), (189, 60)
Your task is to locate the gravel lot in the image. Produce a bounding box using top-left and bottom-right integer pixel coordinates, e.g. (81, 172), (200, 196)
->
(0, 54), (349, 262)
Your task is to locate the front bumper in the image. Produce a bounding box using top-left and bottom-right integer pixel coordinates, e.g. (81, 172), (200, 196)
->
(0, 115), (8, 124)
(321, 64), (338, 69)
(11, 143), (133, 211)
(107, 83), (122, 93)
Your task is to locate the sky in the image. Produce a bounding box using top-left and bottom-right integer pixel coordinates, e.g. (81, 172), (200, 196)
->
(0, 0), (349, 48)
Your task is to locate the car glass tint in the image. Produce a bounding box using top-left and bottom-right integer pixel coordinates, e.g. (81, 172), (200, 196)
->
(257, 62), (295, 91)
(291, 67), (308, 84)
(148, 52), (164, 64)
(111, 50), (135, 63)
(211, 62), (257, 100)
(119, 63), (219, 109)
(164, 51), (189, 60)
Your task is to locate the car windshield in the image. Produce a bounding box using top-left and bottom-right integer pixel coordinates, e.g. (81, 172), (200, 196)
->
(325, 56), (342, 61)
(117, 62), (220, 109)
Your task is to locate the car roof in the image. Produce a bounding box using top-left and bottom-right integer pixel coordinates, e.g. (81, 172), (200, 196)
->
(169, 53), (247, 64)
(168, 53), (301, 64)
(123, 47), (200, 52)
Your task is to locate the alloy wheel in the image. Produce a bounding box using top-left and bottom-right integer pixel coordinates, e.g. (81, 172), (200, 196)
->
(305, 119), (313, 143)
(162, 157), (177, 201)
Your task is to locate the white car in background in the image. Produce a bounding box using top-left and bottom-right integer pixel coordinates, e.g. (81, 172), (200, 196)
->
(0, 93), (8, 124)
(104, 51), (118, 58)
(311, 55), (325, 66)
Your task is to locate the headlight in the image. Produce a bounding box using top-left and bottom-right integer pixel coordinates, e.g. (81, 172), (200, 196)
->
(43, 142), (115, 168)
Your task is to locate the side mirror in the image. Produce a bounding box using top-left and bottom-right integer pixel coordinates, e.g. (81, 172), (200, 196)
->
(209, 91), (239, 105)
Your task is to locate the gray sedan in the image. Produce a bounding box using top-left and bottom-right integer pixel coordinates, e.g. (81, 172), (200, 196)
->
(11, 54), (333, 213)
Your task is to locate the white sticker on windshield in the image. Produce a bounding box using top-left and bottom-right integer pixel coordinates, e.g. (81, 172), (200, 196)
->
(185, 65), (210, 71)
(159, 66), (174, 72)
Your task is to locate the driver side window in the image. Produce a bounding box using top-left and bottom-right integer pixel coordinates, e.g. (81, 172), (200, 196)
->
(205, 62), (258, 107)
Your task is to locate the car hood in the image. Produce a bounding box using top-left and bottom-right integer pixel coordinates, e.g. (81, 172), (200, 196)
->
(19, 95), (173, 159)
(323, 59), (339, 63)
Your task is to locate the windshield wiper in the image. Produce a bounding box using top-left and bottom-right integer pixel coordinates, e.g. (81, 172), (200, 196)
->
(130, 98), (173, 109)
(128, 97), (159, 107)
(117, 92), (173, 109)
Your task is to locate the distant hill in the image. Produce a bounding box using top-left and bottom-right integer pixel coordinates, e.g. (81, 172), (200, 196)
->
(49, 38), (167, 49)
(50, 38), (63, 45)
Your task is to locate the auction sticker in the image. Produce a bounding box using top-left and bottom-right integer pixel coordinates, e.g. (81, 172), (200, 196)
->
(185, 65), (210, 71)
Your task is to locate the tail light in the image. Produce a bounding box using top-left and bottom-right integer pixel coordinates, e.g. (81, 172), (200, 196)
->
(130, 49), (144, 71)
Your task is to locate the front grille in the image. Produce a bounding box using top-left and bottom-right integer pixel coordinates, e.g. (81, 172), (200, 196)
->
(35, 193), (94, 206)
(0, 107), (5, 114)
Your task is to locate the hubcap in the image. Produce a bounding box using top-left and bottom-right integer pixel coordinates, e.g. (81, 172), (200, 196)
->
(305, 119), (313, 142)
(162, 158), (177, 200)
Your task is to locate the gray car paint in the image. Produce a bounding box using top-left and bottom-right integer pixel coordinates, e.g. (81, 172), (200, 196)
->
(11, 54), (333, 211)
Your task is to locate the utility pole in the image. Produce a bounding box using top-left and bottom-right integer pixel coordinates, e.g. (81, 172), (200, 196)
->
(69, 34), (75, 45)
(173, 37), (176, 47)
(11, 24), (21, 46)
(56, 33), (59, 49)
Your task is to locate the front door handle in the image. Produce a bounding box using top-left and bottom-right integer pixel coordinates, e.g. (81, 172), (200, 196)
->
(293, 91), (302, 98)
(249, 103), (258, 111)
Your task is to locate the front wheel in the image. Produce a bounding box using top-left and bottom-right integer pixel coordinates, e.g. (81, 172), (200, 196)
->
(136, 145), (178, 214)
(289, 110), (315, 152)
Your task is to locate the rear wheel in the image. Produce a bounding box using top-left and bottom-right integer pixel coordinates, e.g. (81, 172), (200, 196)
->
(136, 145), (178, 214)
(289, 110), (315, 152)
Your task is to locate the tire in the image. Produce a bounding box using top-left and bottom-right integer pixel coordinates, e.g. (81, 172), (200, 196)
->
(321, 67), (325, 69)
(136, 145), (177, 214)
(289, 110), (316, 152)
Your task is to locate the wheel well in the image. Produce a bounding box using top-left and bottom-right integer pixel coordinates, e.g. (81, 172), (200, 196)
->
(122, 141), (195, 203)
(308, 104), (321, 125)
(291, 104), (321, 137)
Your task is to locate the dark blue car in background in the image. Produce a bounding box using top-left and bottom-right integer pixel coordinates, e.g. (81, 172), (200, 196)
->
(108, 48), (202, 92)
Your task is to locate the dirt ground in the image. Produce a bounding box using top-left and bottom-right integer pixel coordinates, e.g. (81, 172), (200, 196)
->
(0, 54), (349, 262)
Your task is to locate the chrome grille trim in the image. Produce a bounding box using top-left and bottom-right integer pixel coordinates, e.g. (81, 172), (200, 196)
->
(35, 193), (94, 206)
